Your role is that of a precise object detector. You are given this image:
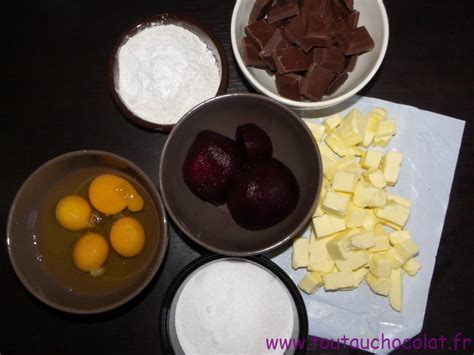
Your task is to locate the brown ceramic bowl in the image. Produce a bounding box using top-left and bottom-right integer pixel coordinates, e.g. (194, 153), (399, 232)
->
(159, 94), (322, 256)
(6, 151), (168, 314)
(108, 13), (229, 133)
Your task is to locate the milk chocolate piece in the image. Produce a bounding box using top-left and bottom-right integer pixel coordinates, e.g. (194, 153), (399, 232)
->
(249, 0), (273, 24)
(345, 54), (358, 72)
(336, 26), (374, 55)
(303, 0), (330, 21)
(284, 15), (314, 52)
(314, 47), (346, 73)
(260, 29), (292, 69)
(346, 10), (359, 28)
(326, 71), (348, 95)
(305, 15), (331, 47)
(329, 2), (348, 34)
(245, 20), (275, 50)
(276, 73), (303, 101)
(267, 0), (300, 24)
(272, 46), (312, 74)
(301, 63), (335, 100)
(243, 37), (267, 68)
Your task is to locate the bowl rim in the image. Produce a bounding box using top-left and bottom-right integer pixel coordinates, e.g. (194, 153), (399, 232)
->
(108, 13), (230, 133)
(159, 93), (323, 256)
(6, 150), (169, 314)
(230, 0), (389, 109)
(159, 254), (309, 354)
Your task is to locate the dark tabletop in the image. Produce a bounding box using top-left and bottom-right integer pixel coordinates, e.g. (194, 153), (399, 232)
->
(1, 1), (473, 354)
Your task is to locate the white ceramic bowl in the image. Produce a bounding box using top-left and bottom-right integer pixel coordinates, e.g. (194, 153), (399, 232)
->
(231, 0), (389, 110)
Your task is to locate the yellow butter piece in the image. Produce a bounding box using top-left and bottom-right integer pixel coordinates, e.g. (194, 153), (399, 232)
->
(308, 232), (335, 273)
(362, 130), (375, 147)
(376, 119), (397, 138)
(318, 141), (339, 160)
(369, 253), (392, 278)
(323, 114), (342, 134)
(363, 209), (379, 231)
(354, 146), (365, 157)
(345, 202), (367, 228)
(298, 271), (324, 294)
(326, 230), (354, 260)
(292, 238), (309, 269)
(387, 193), (412, 208)
(382, 151), (403, 186)
(351, 231), (376, 249)
(366, 112), (384, 130)
(323, 270), (355, 290)
(363, 169), (386, 189)
(375, 202), (410, 228)
(389, 230), (411, 245)
(373, 223), (386, 236)
(370, 107), (388, 119)
(402, 258), (421, 276)
(393, 239), (419, 263)
(322, 190), (350, 217)
(353, 267), (369, 287)
(326, 131), (347, 157)
(337, 109), (367, 147)
(312, 214), (346, 239)
(366, 272), (392, 296)
(332, 171), (357, 193)
(305, 122), (326, 142)
(335, 250), (368, 271)
(372, 136), (391, 147)
(368, 235), (391, 252)
(360, 150), (383, 170)
(386, 247), (406, 268)
(353, 181), (387, 208)
(389, 268), (403, 312)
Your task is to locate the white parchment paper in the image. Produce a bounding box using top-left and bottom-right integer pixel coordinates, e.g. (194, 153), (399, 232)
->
(271, 96), (465, 353)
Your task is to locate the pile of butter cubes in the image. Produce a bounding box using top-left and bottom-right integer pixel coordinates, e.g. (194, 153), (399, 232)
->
(292, 107), (421, 312)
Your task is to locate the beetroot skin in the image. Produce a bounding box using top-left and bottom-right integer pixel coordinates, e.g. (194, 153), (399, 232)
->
(236, 123), (273, 161)
(227, 158), (299, 230)
(182, 130), (244, 205)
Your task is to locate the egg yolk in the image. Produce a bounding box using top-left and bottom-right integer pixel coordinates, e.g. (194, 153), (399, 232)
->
(88, 174), (144, 215)
(73, 233), (109, 272)
(110, 217), (145, 257)
(55, 195), (92, 231)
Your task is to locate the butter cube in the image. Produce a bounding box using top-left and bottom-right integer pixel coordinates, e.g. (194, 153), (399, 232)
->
(353, 267), (369, 286)
(323, 270), (355, 291)
(312, 214), (346, 239)
(321, 156), (337, 181)
(337, 109), (367, 147)
(376, 119), (397, 138)
(322, 190), (350, 217)
(363, 209), (379, 231)
(375, 202), (410, 228)
(360, 150), (383, 170)
(366, 111), (384, 130)
(323, 114), (342, 134)
(366, 273), (392, 296)
(386, 247), (406, 268)
(372, 136), (391, 147)
(369, 253), (392, 278)
(382, 151), (403, 186)
(326, 230), (353, 260)
(394, 239), (419, 263)
(318, 141), (339, 160)
(353, 181), (387, 208)
(308, 233), (335, 274)
(373, 223), (386, 236)
(389, 230), (411, 245)
(345, 202), (367, 228)
(292, 238), (309, 269)
(305, 122), (326, 142)
(363, 169), (386, 189)
(370, 107), (388, 119)
(387, 193), (412, 208)
(298, 271), (324, 294)
(335, 250), (368, 271)
(332, 171), (357, 193)
(362, 129), (375, 147)
(389, 268), (403, 312)
(368, 235), (391, 252)
(326, 131), (347, 157)
(336, 156), (362, 175)
(402, 258), (421, 276)
(351, 231), (376, 249)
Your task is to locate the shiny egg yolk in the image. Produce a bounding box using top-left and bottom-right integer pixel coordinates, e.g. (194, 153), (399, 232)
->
(110, 217), (145, 258)
(73, 233), (109, 272)
(88, 174), (144, 215)
(55, 195), (92, 231)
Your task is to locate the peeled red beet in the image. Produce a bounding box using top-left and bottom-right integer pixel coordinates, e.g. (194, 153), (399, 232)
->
(227, 158), (299, 230)
(182, 131), (244, 205)
(236, 123), (273, 161)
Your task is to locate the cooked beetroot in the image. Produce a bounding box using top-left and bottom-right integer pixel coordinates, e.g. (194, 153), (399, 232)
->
(182, 131), (244, 205)
(236, 123), (273, 161)
(227, 158), (299, 230)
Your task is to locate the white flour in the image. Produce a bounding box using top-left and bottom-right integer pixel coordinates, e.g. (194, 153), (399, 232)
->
(174, 259), (295, 354)
(118, 24), (220, 124)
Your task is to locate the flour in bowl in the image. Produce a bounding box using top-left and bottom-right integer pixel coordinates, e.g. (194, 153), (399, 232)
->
(118, 24), (220, 125)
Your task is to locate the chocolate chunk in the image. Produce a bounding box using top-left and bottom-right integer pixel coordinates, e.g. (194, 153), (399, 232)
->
(245, 20), (275, 50)
(336, 26), (375, 55)
(267, 0), (300, 24)
(313, 47), (346, 73)
(275, 73), (303, 101)
(272, 46), (312, 74)
(249, 0), (273, 24)
(284, 15), (314, 52)
(346, 10), (359, 28)
(342, 0), (354, 10)
(301, 63), (335, 100)
(303, 0), (331, 21)
(260, 29), (292, 69)
(305, 15), (331, 47)
(242, 37), (267, 68)
(326, 71), (348, 95)
(345, 54), (358, 72)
